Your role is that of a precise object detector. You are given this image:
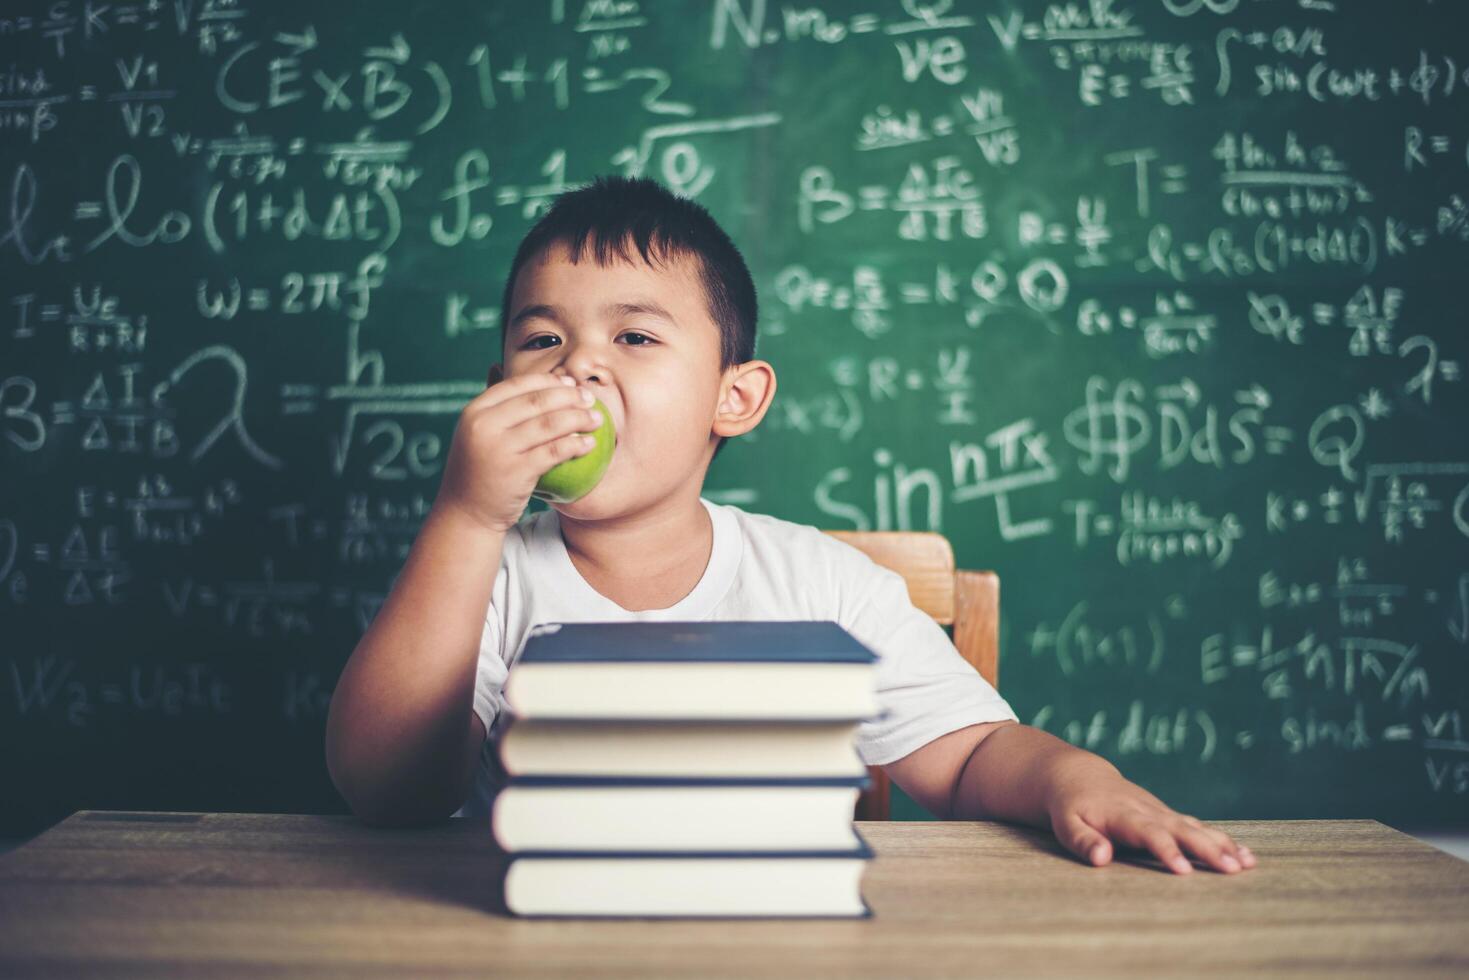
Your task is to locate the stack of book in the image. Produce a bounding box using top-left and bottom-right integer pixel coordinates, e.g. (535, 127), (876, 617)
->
(489, 619), (881, 918)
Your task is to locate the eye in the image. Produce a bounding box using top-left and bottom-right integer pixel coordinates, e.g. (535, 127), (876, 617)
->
(517, 332), (655, 351)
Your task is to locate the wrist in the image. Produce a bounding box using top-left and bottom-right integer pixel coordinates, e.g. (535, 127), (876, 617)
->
(424, 498), (512, 548)
(1042, 749), (1124, 813)
(429, 495), (516, 538)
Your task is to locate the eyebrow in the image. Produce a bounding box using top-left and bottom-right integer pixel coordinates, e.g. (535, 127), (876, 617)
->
(507, 300), (679, 339)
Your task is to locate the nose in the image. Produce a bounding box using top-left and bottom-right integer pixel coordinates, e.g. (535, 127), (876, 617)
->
(557, 338), (604, 387)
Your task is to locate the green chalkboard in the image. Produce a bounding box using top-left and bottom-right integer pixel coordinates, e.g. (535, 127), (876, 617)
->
(3, 0), (1468, 838)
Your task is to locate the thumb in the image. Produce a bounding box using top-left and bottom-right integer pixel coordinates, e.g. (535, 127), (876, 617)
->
(1057, 811), (1112, 866)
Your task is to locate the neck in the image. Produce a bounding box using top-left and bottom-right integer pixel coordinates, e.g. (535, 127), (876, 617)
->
(557, 484), (713, 586)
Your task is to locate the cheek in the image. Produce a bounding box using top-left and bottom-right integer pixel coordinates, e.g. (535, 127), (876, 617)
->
(622, 387), (715, 452)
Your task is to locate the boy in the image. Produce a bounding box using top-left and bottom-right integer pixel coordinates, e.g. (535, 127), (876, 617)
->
(325, 176), (1256, 876)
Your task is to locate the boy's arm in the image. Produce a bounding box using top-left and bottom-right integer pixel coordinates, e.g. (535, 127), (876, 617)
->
(324, 505), (503, 827)
(325, 371), (607, 827)
(944, 721), (1115, 826)
(885, 722), (1257, 874)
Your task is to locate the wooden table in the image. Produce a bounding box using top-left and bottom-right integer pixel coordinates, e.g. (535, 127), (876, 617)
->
(1, 812), (1466, 978)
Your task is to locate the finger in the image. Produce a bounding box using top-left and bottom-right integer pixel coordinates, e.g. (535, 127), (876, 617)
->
(1143, 826), (1195, 875)
(1213, 829), (1256, 869)
(1056, 811), (1113, 867)
(1104, 818), (1194, 875)
(465, 371), (578, 415)
(1175, 823), (1245, 874)
(488, 383), (596, 436)
(507, 405), (605, 455)
(532, 431), (598, 471)
(1179, 816), (1256, 870)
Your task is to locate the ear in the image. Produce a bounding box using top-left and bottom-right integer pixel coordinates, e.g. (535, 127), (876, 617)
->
(486, 362), (504, 387)
(712, 360), (777, 440)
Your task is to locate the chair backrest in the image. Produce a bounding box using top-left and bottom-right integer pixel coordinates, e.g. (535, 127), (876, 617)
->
(822, 530), (1000, 821)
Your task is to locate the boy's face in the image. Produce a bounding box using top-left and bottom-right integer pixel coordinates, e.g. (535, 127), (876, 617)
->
(497, 239), (732, 520)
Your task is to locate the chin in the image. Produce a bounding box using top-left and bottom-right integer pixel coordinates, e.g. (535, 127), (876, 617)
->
(550, 473), (622, 520)
(552, 494), (606, 518)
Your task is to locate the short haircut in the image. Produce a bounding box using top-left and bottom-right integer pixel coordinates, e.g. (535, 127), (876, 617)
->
(499, 175), (759, 462)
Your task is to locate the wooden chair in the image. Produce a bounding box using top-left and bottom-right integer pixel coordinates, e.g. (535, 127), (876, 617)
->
(821, 531), (1001, 821)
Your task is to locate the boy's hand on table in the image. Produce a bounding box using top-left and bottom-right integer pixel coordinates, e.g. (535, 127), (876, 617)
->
(1046, 766), (1258, 875)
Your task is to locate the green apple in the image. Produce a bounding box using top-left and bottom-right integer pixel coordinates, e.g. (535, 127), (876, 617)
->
(532, 396), (616, 503)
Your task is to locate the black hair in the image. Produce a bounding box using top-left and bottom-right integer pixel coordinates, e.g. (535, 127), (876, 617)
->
(499, 175), (758, 461)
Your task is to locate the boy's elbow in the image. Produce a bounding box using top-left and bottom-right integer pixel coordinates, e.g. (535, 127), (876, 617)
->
(323, 688), (482, 828)
(352, 797), (456, 829)
(334, 766), (463, 828)
(323, 699), (370, 816)
(325, 729), (467, 828)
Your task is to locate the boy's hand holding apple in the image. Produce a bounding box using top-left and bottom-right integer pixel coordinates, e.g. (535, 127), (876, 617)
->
(435, 372), (614, 534)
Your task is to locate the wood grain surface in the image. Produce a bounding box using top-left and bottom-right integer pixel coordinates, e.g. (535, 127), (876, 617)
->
(1, 812), (1466, 978)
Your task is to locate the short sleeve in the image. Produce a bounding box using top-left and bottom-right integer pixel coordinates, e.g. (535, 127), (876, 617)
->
(470, 567), (511, 741)
(840, 557), (1018, 766)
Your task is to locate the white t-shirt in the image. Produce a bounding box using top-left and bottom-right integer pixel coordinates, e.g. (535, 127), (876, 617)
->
(454, 496), (1017, 818)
